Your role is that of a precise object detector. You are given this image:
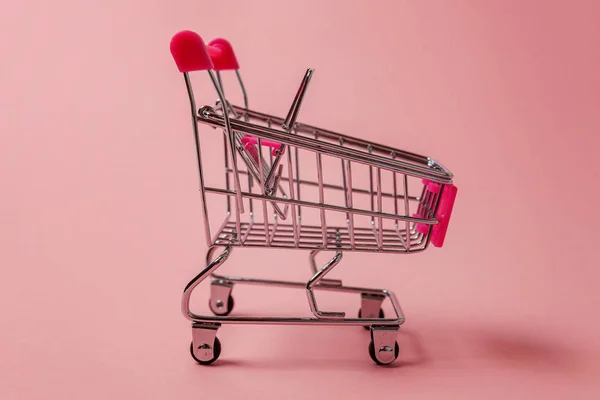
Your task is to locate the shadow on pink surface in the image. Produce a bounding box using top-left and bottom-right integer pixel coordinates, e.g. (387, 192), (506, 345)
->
(474, 330), (580, 370)
(202, 321), (585, 374)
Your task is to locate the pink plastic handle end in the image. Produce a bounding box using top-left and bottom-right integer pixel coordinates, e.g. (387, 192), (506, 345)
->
(431, 184), (458, 248)
(413, 215), (430, 235)
(207, 38), (240, 71)
(241, 136), (283, 157)
(413, 183), (458, 247)
(170, 30), (214, 72)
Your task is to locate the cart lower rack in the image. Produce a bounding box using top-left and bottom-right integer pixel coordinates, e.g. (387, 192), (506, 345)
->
(169, 30), (458, 366)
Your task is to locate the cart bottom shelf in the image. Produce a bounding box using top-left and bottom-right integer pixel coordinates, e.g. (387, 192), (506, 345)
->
(212, 220), (426, 253)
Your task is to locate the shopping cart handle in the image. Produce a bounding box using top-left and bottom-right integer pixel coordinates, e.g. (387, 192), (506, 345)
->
(207, 38), (240, 71)
(170, 30), (214, 72)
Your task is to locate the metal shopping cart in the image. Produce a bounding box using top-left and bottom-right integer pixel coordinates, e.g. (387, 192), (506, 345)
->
(169, 30), (458, 366)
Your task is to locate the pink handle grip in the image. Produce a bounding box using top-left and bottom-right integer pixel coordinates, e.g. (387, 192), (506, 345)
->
(207, 38), (240, 71)
(430, 184), (457, 248)
(170, 30), (214, 72)
(241, 135), (283, 157)
(413, 182), (458, 247)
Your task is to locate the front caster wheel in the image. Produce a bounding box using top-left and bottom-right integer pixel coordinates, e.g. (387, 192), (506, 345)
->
(190, 337), (222, 365)
(368, 340), (399, 366)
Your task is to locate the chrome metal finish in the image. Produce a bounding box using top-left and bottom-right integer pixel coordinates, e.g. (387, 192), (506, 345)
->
(198, 108), (451, 182)
(186, 247), (406, 325)
(315, 131), (327, 248)
(282, 68), (314, 131)
(370, 326), (400, 365)
(231, 106), (451, 178)
(258, 137), (272, 245)
(208, 71), (244, 242)
(183, 73), (212, 248)
(234, 70), (249, 111)
(175, 60), (455, 366)
(227, 169), (419, 201)
(191, 323), (220, 362)
(182, 246), (232, 321)
(309, 249), (342, 286)
(306, 250), (344, 318)
(403, 173), (410, 248)
(205, 189), (436, 232)
(209, 280), (234, 314)
(360, 293), (386, 319)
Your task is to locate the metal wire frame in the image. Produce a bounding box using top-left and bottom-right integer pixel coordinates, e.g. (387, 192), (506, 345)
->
(174, 54), (456, 366)
(192, 103), (450, 254)
(180, 59), (453, 254)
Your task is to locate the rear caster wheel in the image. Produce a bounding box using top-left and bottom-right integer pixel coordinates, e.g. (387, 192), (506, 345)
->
(190, 337), (222, 365)
(358, 308), (385, 330)
(368, 340), (399, 366)
(209, 295), (234, 316)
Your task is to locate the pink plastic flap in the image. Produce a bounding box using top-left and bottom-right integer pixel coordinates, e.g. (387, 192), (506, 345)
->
(413, 214), (430, 235)
(207, 38), (240, 71)
(431, 184), (458, 248)
(170, 30), (214, 72)
(241, 135), (283, 157)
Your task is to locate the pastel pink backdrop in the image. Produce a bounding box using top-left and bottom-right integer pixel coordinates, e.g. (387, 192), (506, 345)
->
(1, 0), (599, 398)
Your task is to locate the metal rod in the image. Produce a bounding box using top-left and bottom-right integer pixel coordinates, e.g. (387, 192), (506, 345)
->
(306, 251), (344, 318)
(226, 169), (418, 201)
(183, 73), (212, 248)
(257, 137), (270, 246)
(208, 71), (244, 239)
(182, 245), (232, 321)
(247, 165), (254, 221)
(219, 222), (409, 237)
(231, 105), (442, 172)
(223, 133), (231, 213)
(377, 167), (383, 250)
(209, 241), (428, 254)
(315, 132), (327, 248)
(340, 138), (353, 250)
(264, 117), (284, 194)
(403, 174), (410, 251)
(234, 70), (249, 111)
(286, 147), (299, 246)
(345, 160), (355, 250)
(216, 71), (225, 96)
(214, 71), (240, 119)
(204, 187), (435, 225)
(282, 68), (314, 131)
(270, 211), (279, 244)
(197, 109), (452, 182)
(210, 215), (232, 245)
(184, 245), (406, 324)
(392, 153), (406, 249)
(294, 127), (302, 224)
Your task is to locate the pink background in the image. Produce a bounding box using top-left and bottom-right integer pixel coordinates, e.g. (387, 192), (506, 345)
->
(2, 0), (599, 398)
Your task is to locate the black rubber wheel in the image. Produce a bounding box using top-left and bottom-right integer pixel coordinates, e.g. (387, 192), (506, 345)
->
(368, 340), (399, 366)
(209, 295), (234, 316)
(358, 308), (385, 330)
(190, 337), (222, 365)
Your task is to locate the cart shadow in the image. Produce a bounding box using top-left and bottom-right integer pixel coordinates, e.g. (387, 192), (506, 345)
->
(212, 322), (585, 374)
(212, 326), (430, 370)
(470, 328), (582, 372)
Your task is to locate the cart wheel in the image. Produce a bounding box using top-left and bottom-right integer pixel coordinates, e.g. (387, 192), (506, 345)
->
(209, 295), (234, 316)
(190, 337), (222, 365)
(358, 308), (385, 330)
(368, 340), (399, 366)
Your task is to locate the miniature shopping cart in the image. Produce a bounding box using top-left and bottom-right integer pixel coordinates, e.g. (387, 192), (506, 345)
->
(169, 30), (458, 366)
